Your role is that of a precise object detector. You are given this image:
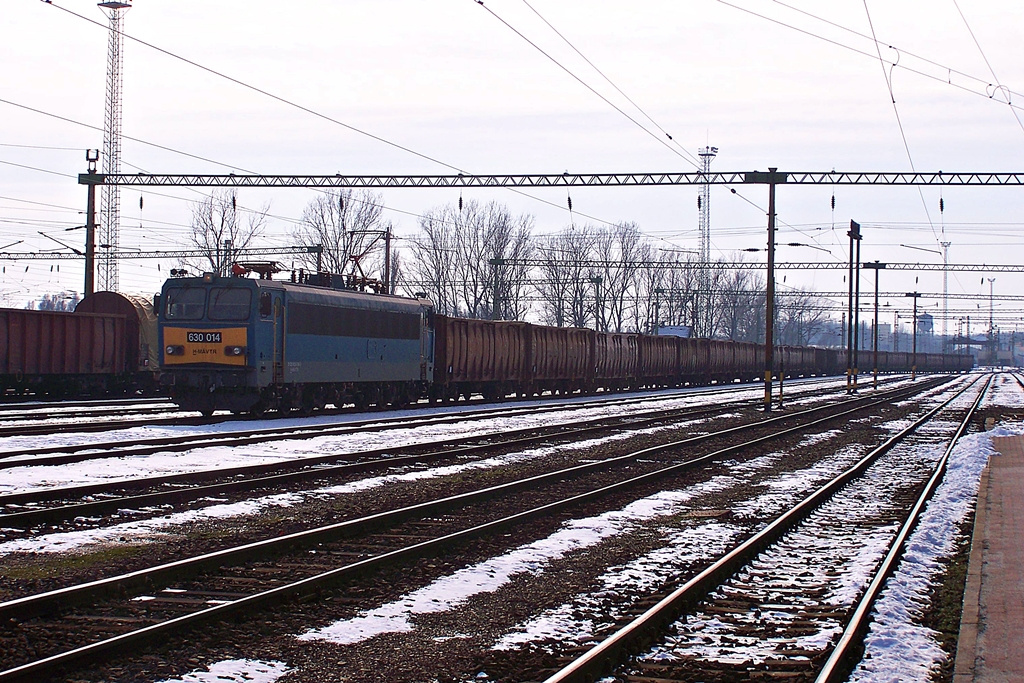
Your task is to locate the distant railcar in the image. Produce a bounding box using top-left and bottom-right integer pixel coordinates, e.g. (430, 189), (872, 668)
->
(0, 292), (158, 399)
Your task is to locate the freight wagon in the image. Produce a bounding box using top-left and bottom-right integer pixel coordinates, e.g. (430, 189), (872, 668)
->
(158, 272), (973, 416)
(0, 292), (159, 399)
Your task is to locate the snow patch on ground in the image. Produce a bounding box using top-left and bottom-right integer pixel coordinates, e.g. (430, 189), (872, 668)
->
(297, 488), (705, 646)
(0, 389), (756, 496)
(0, 423), (696, 555)
(492, 521), (740, 651)
(982, 375), (1024, 408)
(155, 659), (290, 683)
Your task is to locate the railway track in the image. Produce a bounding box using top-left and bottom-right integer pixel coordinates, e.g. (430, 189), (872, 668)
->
(0, 374), (890, 440)
(0, 394), (761, 529)
(0, 375), (966, 681)
(538, 374), (988, 683)
(0, 377), (919, 532)
(0, 400), (189, 438)
(0, 375), (861, 478)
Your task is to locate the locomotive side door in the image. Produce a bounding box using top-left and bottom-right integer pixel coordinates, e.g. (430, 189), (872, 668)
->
(272, 293), (285, 384)
(259, 289), (285, 385)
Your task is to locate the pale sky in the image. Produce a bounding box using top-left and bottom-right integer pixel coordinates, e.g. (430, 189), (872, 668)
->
(3, 0), (1023, 330)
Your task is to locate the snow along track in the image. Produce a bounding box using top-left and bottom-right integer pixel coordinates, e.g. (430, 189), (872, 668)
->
(0, 378), (952, 681)
(540, 374), (987, 683)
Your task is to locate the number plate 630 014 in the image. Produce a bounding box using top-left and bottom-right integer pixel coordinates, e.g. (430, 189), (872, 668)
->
(187, 331), (222, 343)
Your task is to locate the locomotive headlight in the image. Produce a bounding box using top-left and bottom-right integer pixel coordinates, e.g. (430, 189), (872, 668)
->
(224, 345), (246, 356)
(165, 345), (184, 355)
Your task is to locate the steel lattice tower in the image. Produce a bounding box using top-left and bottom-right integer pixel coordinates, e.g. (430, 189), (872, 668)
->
(697, 146), (717, 337)
(98, 1), (131, 293)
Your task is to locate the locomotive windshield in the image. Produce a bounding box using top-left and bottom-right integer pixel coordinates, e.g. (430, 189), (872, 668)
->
(208, 287), (252, 321)
(164, 287), (205, 320)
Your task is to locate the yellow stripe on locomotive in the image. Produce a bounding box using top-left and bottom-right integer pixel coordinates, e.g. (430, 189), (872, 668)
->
(163, 326), (248, 366)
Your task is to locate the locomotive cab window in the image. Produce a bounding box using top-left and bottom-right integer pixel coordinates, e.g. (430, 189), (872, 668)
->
(209, 287), (253, 321)
(164, 287), (205, 320)
(259, 291), (272, 318)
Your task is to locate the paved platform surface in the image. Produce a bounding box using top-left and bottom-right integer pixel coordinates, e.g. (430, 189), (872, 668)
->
(954, 434), (1024, 683)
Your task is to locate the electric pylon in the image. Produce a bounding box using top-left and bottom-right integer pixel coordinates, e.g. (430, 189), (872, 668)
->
(697, 146), (717, 337)
(98, 1), (131, 292)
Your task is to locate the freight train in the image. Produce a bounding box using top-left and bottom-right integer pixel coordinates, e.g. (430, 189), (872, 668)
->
(157, 272), (973, 416)
(0, 292), (159, 399)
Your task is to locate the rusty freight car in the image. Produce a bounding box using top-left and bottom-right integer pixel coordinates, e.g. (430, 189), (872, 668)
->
(0, 307), (127, 397)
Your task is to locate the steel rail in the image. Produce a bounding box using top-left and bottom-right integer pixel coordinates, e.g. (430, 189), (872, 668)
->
(0, 392), (771, 528)
(540, 374), (982, 683)
(0, 389), (687, 468)
(0, 376), (956, 681)
(0, 377), (902, 521)
(0, 408), (200, 439)
(0, 397), (169, 412)
(0, 379), (909, 617)
(0, 376), (841, 468)
(815, 373), (992, 681)
(2, 379), (817, 512)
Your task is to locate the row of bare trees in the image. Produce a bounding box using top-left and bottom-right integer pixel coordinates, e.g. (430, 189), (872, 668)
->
(181, 190), (832, 345)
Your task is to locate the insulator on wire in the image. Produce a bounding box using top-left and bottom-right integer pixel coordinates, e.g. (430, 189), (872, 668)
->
(940, 197), (945, 213)
(139, 196), (144, 210)
(697, 196), (702, 210)
(232, 195), (236, 211)
(459, 195), (463, 212)
(831, 195), (836, 210)
(567, 196), (573, 211)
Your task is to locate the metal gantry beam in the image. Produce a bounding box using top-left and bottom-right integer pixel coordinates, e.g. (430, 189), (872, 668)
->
(0, 246), (321, 261)
(78, 171), (1024, 188)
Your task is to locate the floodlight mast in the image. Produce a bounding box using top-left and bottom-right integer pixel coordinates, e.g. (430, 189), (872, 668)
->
(697, 146), (717, 338)
(97, 0), (131, 292)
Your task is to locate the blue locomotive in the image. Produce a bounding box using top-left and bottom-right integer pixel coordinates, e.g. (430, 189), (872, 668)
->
(159, 272), (434, 415)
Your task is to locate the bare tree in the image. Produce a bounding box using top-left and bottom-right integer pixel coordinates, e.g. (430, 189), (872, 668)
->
(405, 200), (533, 318)
(406, 205), (461, 315)
(179, 190), (268, 276)
(534, 227), (599, 328)
(292, 190), (391, 285)
(483, 202), (534, 320)
(633, 252), (700, 334)
(714, 267), (765, 342)
(592, 222), (648, 332)
(776, 289), (831, 345)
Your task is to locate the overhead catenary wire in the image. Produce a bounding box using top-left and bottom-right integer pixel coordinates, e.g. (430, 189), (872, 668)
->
(0, 98), (590, 242)
(861, 0), (938, 244)
(952, 0), (1024, 137)
(39, 1), (622, 230)
(716, 0), (1024, 113)
(474, 0), (836, 254)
